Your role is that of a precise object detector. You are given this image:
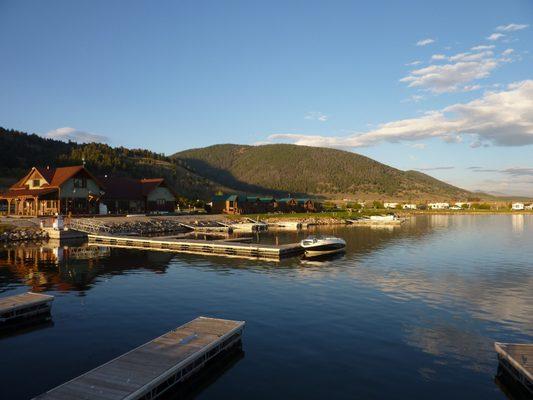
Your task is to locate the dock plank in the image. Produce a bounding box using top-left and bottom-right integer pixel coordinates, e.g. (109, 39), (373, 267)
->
(88, 233), (303, 260)
(495, 342), (533, 394)
(34, 317), (245, 400)
(0, 292), (54, 313)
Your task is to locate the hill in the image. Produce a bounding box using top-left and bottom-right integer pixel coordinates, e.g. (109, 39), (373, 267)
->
(173, 144), (472, 200)
(0, 127), (219, 200)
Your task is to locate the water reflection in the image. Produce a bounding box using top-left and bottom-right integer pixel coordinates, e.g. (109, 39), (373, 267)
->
(0, 242), (174, 294)
(511, 214), (524, 234)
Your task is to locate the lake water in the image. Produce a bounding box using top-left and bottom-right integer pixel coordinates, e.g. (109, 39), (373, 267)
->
(0, 215), (532, 399)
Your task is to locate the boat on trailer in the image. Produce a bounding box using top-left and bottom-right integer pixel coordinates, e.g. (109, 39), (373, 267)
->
(300, 236), (346, 257)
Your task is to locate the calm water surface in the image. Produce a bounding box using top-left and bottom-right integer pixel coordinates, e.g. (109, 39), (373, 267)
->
(0, 215), (532, 399)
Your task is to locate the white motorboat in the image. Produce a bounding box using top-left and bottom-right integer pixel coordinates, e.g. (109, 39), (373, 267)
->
(300, 236), (346, 257)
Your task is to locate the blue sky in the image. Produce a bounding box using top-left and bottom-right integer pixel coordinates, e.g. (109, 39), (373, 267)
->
(1, 0), (532, 195)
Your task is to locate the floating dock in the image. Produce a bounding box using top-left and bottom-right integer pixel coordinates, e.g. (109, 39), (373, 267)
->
(495, 342), (532, 395)
(34, 316), (245, 400)
(0, 292), (54, 324)
(88, 233), (303, 260)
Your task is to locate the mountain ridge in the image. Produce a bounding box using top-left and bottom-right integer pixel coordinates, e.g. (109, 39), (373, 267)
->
(173, 143), (473, 200)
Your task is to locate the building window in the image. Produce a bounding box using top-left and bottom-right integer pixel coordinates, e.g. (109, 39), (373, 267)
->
(73, 177), (87, 188)
(32, 179), (40, 187)
(157, 199), (166, 206)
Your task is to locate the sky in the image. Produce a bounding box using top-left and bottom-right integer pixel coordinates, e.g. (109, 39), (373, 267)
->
(1, 0), (532, 196)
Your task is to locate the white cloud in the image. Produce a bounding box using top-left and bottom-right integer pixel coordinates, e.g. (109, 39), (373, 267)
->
(305, 111), (328, 122)
(471, 45), (495, 51)
(399, 47), (517, 93)
(45, 127), (109, 143)
(268, 80), (533, 149)
(431, 54), (447, 61)
(416, 38), (435, 46)
(496, 23), (529, 32)
(405, 60), (422, 66)
(410, 143), (426, 149)
(487, 33), (505, 41)
(417, 166), (455, 171)
(400, 51), (498, 93)
(463, 84), (481, 92)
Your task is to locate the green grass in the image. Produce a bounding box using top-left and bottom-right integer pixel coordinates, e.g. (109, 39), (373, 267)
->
(224, 208), (533, 220)
(225, 209), (396, 220)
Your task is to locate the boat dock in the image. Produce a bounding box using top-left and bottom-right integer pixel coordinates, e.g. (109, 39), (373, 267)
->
(88, 233), (303, 260)
(495, 342), (532, 395)
(34, 316), (245, 400)
(0, 292), (54, 325)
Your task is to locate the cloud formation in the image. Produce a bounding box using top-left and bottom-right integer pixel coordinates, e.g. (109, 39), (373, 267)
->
(305, 111), (328, 122)
(416, 38), (435, 46)
(496, 23), (529, 32)
(400, 49), (511, 93)
(268, 80), (533, 149)
(417, 166), (455, 171)
(487, 33), (505, 41)
(45, 127), (109, 143)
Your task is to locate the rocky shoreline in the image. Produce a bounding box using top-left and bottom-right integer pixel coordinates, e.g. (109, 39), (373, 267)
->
(0, 228), (49, 243)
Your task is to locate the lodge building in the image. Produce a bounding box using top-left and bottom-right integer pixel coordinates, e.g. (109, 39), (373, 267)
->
(99, 176), (177, 214)
(0, 165), (177, 216)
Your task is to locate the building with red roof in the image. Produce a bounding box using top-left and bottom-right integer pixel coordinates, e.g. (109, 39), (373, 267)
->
(0, 165), (104, 216)
(99, 176), (177, 214)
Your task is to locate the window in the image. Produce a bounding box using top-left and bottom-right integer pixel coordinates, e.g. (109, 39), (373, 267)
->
(157, 199), (166, 206)
(32, 179), (40, 187)
(73, 177), (87, 188)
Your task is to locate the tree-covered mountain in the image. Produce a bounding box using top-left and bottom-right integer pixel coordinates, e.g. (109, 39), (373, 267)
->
(0, 127), (218, 200)
(173, 143), (472, 200)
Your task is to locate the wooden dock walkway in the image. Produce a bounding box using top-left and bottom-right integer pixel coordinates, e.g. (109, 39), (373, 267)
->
(495, 342), (532, 395)
(34, 317), (245, 400)
(88, 233), (303, 260)
(0, 292), (54, 324)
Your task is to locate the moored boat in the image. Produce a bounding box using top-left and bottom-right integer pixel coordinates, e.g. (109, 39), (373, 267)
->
(300, 236), (346, 257)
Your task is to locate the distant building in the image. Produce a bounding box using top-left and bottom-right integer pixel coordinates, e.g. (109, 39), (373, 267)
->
(384, 202), (399, 209)
(428, 202), (450, 210)
(100, 177), (177, 214)
(525, 203), (533, 210)
(402, 204), (417, 210)
(210, 194), (321, 214)
(512, 202), (525, 211)
(0, 165), (103, 216)
(455, 202), (469, 208)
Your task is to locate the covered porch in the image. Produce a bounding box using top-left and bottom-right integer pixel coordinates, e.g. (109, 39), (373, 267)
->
(0, 189), (60, 216)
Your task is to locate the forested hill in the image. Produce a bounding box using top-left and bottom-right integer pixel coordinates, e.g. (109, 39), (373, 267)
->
(0, 127), (219, 199)
(173, 143), (472, 200)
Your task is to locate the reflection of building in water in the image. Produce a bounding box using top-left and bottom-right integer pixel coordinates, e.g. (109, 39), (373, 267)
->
(0, 244), (172, 293)
(512, 214), (524, 234)
(428, 214), (450, 228)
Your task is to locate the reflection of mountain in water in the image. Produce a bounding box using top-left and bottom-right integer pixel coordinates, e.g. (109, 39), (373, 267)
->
(0, 243), (174, 294)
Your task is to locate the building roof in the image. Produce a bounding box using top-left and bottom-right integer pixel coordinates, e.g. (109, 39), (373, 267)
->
(0, 187), (58, 198)
(100, 176), (175, 200)
(100, 177), (144, 200)
(276, 198), (296, 203)
(11, 166), (102, 190)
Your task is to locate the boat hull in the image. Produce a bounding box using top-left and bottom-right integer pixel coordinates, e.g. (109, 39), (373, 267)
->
(302, 242), (346, 257)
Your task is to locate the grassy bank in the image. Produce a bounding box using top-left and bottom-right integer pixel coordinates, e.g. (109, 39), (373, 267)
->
(225, 209), (533, 221)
